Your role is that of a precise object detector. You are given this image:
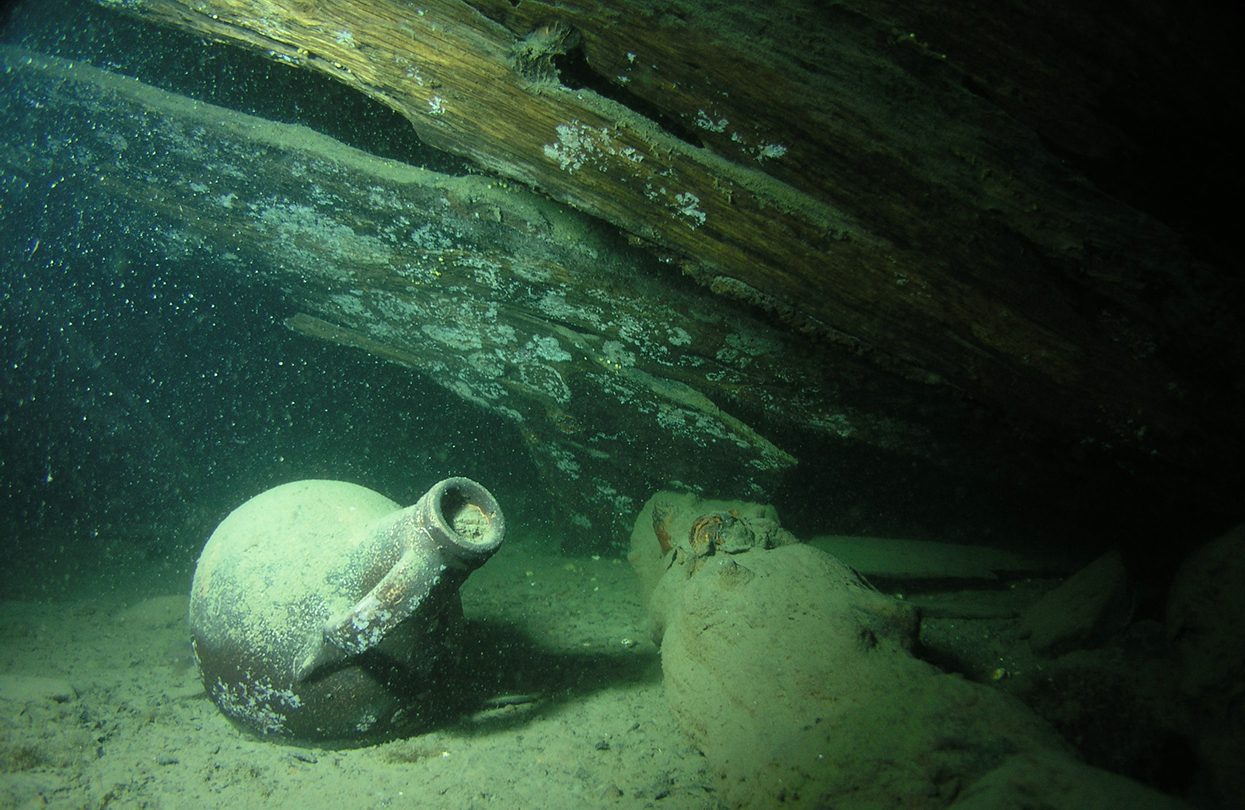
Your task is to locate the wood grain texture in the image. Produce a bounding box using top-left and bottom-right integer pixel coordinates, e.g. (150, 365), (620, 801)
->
(82, 0), (1245, 536)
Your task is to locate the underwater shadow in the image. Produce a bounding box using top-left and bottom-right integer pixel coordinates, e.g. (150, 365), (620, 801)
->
(395, 616), (661, 739)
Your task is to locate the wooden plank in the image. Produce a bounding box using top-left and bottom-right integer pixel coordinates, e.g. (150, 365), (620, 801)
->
(88, 0), (1240, 485)
(5, 44), (973, 542)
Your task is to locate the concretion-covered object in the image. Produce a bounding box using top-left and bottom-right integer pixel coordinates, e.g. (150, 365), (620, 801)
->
(190, 477), (504, 742)
(628, 491), (1185, 809)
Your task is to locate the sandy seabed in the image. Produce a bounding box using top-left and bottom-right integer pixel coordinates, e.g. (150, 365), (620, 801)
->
(1, 539), (715, 808)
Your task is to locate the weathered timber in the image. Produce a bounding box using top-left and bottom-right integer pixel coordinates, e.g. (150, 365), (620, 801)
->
(4, 45), (987, 542)
(89, 0), (1243, 491)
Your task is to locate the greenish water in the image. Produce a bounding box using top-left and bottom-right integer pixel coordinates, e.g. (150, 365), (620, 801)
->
(1, 3), (1235, 808)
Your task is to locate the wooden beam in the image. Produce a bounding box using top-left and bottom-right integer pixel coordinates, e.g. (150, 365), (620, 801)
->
(6, 44), (977, 541)
(89, 0), (1241, 485)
